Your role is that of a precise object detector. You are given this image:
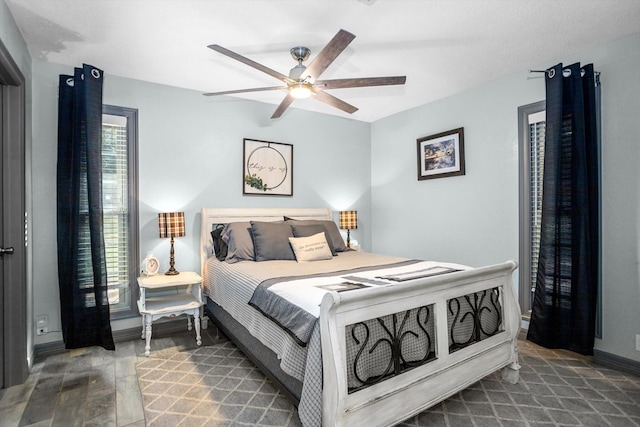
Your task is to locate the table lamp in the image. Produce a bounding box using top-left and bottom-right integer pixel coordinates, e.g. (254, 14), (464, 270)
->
(339, 210), (357, 248)
(158, 212), (185, 275)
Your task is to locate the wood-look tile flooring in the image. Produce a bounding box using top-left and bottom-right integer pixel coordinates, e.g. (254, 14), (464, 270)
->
(0, 322), (225, 427)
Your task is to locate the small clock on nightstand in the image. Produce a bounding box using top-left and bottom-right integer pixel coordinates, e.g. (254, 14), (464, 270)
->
(141, 252), (160, 276)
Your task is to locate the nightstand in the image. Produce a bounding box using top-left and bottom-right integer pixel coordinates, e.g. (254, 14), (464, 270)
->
(137, 271), (204, 357)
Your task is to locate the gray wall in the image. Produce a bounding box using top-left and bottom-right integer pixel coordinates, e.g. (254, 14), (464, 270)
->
(0, 0), (34, 366)
(0, 1), (30, 73)
(371, 33), (640, 363)
(31, 61), (372, 340)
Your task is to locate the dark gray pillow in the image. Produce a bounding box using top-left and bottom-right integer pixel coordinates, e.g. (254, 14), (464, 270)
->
(285, 218), (347, 252)
(211, 223), (228, 261)
(290, 223), (337, 256)
(250, 221), (296, 261)
(221, 222), (254, 263)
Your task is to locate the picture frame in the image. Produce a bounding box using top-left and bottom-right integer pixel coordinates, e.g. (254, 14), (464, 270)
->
(243, 138), (293, 196)
(416, 127), (465, 180)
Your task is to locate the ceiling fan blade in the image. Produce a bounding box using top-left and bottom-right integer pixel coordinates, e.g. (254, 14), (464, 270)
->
(313, 90), (358, 114)
(302, 29), (356, 81)
(315, 76), (406, 90)
(203, 86), (287, 96)
(208, 44), (294, 84)
(271, 94), (295, 119)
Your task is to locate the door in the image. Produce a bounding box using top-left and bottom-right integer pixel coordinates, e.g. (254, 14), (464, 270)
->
(1, 39), (28, 388)
(0, 83), (3, 390)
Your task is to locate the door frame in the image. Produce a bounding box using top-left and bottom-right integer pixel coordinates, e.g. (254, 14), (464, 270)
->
(0, 37), (28, 388)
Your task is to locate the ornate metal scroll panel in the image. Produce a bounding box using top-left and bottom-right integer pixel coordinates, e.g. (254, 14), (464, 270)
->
(345, 304), (436, 394)
(447, 286), (504, 353)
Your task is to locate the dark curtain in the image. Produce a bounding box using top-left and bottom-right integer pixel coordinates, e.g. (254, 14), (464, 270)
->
(527, 63), (600, 355)
(57, 64), (115, 350)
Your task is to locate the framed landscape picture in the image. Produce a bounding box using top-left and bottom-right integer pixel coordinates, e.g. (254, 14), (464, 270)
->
(416, 127), (465, 180)
(243, 138), (293, 196)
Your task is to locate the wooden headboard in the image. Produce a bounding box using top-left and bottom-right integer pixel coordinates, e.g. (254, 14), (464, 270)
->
(199, 207), (333, 275)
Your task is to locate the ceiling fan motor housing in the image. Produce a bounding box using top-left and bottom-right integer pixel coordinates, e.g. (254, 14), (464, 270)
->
(289, 46), (310, 79)
(290, 46), (311, 62)
(289, 64), (306, 79)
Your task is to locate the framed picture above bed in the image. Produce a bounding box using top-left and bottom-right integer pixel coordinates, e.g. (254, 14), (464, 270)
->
(243, 138), (293, 196)
(416, 127), (465, 180)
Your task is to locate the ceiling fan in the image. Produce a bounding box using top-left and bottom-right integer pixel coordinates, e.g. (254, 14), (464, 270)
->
(204, 29), (406, 119)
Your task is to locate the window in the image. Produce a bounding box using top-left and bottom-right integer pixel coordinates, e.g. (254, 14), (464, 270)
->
(519, 99), (601, 337)
(518, 101), (545, 315)
(102, 105), (139, 318)
(529, 114), (546, 310)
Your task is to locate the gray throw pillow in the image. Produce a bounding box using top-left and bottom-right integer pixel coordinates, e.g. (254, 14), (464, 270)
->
(250, 221), (296, 261)
(285, 218), (347, 252)
(211, 223), (228, 261)
(221, 222), (254, 263)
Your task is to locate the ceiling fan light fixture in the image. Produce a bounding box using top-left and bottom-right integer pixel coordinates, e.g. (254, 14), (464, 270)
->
(289, 82), (313, 99)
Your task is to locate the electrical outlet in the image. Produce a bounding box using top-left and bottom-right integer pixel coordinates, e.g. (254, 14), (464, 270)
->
(36, 315), (48, 327)
(36, 315), (49, 335)
(636, 334), (640, 351)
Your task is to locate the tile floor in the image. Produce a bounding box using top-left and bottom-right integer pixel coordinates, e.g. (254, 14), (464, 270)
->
(1, 323), (639, 427)
(0, 322), (224, 427)
(136, 341), (302, 427)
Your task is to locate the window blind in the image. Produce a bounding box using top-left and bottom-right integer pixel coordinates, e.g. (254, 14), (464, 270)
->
(529, 117), (546, 303)
(102, 120), (130, 309)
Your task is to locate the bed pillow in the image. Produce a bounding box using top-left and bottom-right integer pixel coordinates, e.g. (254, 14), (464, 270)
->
(289, 232), (333, 262)
(284, 218), (347, 252)
(221, 222), (254, 263)
(290, 223), (337, 256)
(210, 223), (228, 261)
(250, 221), (296, 261)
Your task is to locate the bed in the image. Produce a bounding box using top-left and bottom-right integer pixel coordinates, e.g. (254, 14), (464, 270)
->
(200, 207), (521, 427)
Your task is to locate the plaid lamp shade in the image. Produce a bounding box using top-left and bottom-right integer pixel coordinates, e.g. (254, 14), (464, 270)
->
(339, 210), (358, 230)
(158, 212), (185, 238)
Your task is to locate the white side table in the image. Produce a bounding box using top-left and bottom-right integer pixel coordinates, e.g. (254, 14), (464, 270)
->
(137, 271), (204, 357)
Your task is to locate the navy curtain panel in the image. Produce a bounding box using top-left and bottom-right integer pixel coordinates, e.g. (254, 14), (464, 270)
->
(527, 63), (599, 355)
(57, 64), (115, 350)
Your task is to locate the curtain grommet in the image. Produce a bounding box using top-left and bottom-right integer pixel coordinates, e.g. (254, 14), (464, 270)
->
(547, 69), (555, 79)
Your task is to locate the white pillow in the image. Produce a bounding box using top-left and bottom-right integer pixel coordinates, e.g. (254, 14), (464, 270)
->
(288, 232), (333, 262)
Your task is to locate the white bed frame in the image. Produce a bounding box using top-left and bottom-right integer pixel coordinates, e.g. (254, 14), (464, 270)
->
(200, 207), (521, 427)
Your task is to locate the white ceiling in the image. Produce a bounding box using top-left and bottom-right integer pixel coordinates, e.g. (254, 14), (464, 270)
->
(5, 0), (640, 122)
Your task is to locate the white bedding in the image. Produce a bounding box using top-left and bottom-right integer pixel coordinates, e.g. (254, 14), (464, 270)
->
(249, 259), (469, 346)
(203, 250), (410, 380)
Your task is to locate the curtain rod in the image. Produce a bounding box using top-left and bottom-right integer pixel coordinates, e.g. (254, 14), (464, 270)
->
(529, 69), (601, 77)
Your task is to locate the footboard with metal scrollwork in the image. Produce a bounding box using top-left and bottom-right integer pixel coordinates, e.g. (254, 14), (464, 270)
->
(319, 261), (520, 427)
